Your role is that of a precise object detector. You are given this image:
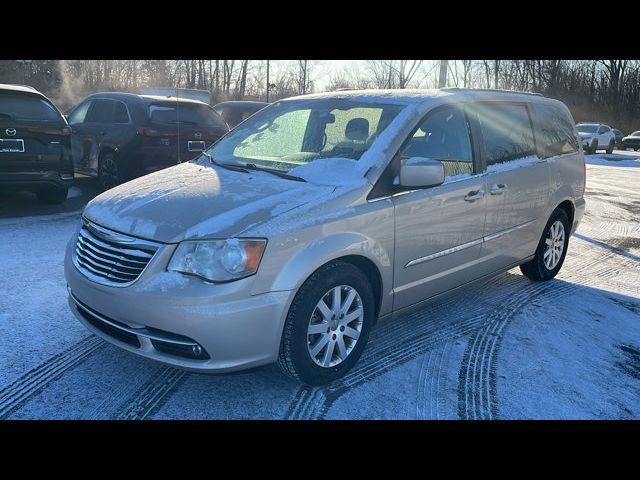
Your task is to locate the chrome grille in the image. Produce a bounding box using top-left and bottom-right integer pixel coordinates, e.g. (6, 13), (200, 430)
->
(73, 220), (159, 286)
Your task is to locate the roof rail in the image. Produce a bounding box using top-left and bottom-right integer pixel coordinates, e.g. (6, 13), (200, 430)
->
(441, 87), (543, 97)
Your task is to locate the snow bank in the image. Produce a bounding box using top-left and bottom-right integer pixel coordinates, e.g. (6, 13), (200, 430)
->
(586, 154), (640, 168)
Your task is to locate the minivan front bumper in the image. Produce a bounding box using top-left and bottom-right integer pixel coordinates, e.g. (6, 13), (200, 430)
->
(64, 245), (294, 373)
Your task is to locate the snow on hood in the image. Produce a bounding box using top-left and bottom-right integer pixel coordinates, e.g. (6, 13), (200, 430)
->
(83, 160), (335, 243)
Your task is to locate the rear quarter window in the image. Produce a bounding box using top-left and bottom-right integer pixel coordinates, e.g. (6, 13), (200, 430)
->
(0, 92), (61, 122)
(532, 103), (579, 158)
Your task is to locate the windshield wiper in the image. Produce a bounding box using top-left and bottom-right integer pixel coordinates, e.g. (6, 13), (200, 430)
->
(200, 151), (249, 173)
(243, 163), (306, 182)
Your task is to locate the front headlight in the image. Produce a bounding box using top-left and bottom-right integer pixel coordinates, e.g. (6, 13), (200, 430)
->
(168, 238), (266, 282)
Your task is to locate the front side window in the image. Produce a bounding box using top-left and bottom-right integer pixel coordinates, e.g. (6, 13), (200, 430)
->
(68, 100), (91, 124)
(399, 106), (473, 178)
(475, 103), (536, 165)
(532, 103), (579, 158)
(598, 126), (609, 134)
(208, 99), (405, 172)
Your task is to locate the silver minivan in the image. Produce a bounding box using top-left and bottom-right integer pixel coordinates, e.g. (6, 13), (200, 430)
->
(64, 88), (586, 385)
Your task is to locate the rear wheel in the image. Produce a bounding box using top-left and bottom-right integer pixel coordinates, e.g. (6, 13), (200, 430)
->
(36, 186), (68, 204)
(278, 261), (375, 385)
(98, 151), (122, 190)
(520, 208), (570, 281)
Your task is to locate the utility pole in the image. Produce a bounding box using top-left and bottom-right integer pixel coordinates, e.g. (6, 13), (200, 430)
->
(266, 60), (270, 103)
(438, 60), (448, 88)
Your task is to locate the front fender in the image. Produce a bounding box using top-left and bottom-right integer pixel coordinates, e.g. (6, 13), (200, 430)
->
(259, 231), (394, 316)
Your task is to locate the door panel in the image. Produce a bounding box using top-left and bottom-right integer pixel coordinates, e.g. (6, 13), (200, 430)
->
(392, 176), (487, 310)
(480, 161), (550, 271)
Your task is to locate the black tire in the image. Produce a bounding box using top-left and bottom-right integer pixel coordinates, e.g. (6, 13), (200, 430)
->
(98, 151), (122, 191)
(606, 140), (614, 154)
(278, 261), (375, 385)
(36, 186), (68, 204)
(520, 208), (570, 281)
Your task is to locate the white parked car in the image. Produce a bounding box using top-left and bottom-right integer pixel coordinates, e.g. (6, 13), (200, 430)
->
(576, 123), (616, 154)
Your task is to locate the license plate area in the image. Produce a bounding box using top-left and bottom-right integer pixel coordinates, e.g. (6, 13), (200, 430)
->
(187, 141), (206, 152)
(0, 139), (25, 153)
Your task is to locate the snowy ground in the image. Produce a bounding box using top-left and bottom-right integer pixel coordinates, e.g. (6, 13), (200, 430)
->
(0, 161), (638, 419)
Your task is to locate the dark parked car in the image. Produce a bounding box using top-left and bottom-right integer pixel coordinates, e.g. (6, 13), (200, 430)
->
(213, 101), (268, 129)
(67, 92), (229, 189)
(621, 131), (640, 151)
(0, 84), (73, 204)
(612, 129), (623, 148)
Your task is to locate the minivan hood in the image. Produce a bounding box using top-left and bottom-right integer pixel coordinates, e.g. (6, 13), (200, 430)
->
(83, 161), (335, 243)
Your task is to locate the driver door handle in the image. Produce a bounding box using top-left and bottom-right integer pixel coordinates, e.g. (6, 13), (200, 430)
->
(464, 189), (485, 202)
(490, 183), (508, 195)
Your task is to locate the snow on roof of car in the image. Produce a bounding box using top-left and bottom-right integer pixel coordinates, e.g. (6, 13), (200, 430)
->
(0, 83), (44, 96)
(281, 88), (556, 107)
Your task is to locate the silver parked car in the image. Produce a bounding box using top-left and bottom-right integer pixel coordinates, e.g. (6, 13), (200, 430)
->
(64, 88), (586, 385)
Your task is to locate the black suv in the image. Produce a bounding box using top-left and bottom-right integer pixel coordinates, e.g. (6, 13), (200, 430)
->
(67, 92), (229, 189)
(0, 84), (73, 204)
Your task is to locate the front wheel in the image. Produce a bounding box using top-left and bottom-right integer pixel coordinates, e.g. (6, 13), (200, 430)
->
(606, 140), (615, 154)
(520, 208), (570, 281)
(278, 262), (375, 385)
(98, 151), (122, 191)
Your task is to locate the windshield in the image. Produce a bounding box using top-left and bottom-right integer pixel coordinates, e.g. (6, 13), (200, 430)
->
(577, 124), (598, 133)
(632, 131), (640, 136)
(206, 98), (405, 172)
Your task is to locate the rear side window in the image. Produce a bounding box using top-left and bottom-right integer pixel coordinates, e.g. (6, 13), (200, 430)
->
(532, 103), (579, 158)
(475, 103), (536, 165)
(148, 102), (227, 129)
(0, 93), (61, 121)
(86, 99), (114, 123)
(112, 101), (130, 123)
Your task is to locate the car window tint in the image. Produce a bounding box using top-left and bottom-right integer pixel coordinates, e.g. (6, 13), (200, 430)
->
(399, 106), (473, 178)
(112, 101), (129, 123)
(149, 102), (227, 129)
(86, 99), (114, 123)
(0, 93), (61, 121)
(475, 103), (536, 165)
(68, 100), (91, 124)
(532, 103), (579, 158)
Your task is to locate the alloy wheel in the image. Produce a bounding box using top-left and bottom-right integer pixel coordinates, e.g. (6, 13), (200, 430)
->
(543, 220), (565, 270)
(307, 285), (364, 368)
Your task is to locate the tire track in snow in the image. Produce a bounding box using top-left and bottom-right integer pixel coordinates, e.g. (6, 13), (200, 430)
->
(458, 280), (575, 420)
(111, 366), (189, 420)
(415, 341), (451, 420)
(0, 335), (105, 419)
(285, 308), (487, 419)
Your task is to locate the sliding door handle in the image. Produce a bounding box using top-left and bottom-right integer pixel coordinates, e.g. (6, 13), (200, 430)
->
(464, 189), (485, 202)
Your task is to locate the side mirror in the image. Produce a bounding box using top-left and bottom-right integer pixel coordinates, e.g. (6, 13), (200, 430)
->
(399, 157), (445, 188)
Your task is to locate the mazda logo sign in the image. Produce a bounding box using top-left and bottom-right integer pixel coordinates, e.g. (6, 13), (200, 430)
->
(6, 128), (16, 136)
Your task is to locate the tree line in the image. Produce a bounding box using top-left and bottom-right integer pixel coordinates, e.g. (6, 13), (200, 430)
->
(1, 60), (639, 133)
